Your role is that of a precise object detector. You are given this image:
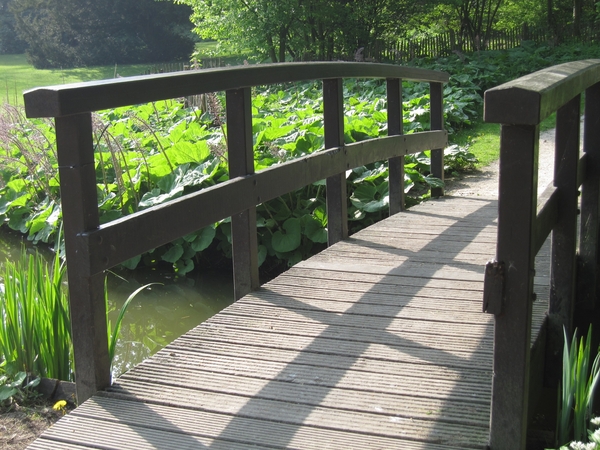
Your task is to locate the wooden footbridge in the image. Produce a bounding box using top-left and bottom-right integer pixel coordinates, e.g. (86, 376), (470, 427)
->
(23, 59), (600, 449)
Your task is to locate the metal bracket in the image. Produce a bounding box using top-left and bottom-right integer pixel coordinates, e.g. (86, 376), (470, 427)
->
(483, 259), (505, 315)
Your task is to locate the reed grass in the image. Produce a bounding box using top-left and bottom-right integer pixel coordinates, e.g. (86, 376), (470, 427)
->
(0, 249), (72, 381)
(557, 325), (600, 446)
(0, 246), (150, 384)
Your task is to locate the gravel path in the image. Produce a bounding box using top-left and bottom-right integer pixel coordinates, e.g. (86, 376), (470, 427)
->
(445, 128), (558, 199)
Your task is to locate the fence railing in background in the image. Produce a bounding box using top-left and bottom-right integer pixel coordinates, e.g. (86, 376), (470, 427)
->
(483, 59), (600, 450)
(367, 24), (600, 63)
(23, 62), (448, 404)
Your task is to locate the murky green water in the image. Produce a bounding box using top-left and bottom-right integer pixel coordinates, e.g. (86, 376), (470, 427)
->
(0, 229), (235, 378)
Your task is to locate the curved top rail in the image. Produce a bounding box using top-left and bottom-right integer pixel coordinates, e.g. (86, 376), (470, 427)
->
(24, 62), (449, 118)
(484, 59), (600, 125)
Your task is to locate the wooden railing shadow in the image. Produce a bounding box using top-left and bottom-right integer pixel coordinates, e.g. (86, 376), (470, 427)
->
(483, 59), (600, 449)
(23, 62), (449, 403)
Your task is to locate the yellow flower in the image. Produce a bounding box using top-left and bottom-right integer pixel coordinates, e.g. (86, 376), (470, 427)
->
(53, 400), (67, 414)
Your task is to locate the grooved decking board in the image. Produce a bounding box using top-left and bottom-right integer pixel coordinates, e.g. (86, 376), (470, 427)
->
(29, 196), (551, 450)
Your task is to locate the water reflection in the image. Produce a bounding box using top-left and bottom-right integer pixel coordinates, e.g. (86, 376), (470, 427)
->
(0, 228), (235, 379)
(107, 268), (234, 377)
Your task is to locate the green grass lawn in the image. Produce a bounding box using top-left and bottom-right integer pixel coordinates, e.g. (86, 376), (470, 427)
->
(0, 54), (163, 105)
(451, 110), (559, 169)
(451, 122), (500, 168)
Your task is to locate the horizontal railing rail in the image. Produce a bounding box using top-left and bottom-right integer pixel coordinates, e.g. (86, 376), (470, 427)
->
(24, 62), (449, 403)
(484, 58), (600, 450)
(24, 62), (448, 117)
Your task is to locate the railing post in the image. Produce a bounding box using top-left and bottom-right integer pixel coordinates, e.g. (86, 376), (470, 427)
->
(387, 78), (405, 214)
(226, 87), (259, 300)
(55, 113), (110, 403)
(578, 82), (600, 310)
(430, 82), (444, 197)
(546, 95), (581, 383)
(323, 78), (348, 245)
(489, 124), (539, 450)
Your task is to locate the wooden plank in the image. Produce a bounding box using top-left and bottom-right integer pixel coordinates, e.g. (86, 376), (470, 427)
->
(108, 375), (490, 426)
(158, 337), (492, 381)
(69, 397), (473, 450)
(178, 322), (494, 369)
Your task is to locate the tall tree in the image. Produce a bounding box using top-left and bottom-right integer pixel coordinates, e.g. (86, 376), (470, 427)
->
(448, 0), (504, 50)
(176, 0), (415, 62)
(11, 0), (195, 68)
(0, 0), (27, 53)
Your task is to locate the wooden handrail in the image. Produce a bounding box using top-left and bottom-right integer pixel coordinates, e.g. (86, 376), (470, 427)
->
(79, 131), (446, 277)
(24, 62), (448, 118)
(485, 59), (600, 125)
(484, 59), (600, 449)
(23, 62), (449, 403)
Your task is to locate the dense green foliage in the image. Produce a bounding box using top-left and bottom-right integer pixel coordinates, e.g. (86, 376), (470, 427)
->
(0, 76), (478, 274)
(178, 0), (600, 62)
(176, 0), (419, 61)
(8, 0), (195, 67)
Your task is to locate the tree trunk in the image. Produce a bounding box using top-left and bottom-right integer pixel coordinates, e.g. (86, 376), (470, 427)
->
(573, 0), (582, 37)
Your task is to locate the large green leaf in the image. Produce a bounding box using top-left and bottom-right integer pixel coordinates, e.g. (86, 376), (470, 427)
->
(161, 244), (184, 263)
(168, 141), (211, 165)
(272, 217), (301, 253)
(190, 226), (216, 252)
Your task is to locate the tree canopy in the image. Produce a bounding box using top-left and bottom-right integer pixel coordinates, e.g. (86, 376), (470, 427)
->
(176, 0), (419, 62)
(9, 0), (195, 68)
(177, 0), (600, 61)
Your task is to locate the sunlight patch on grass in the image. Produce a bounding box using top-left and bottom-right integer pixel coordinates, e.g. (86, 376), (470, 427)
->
(0, 54), (154, 105)
(451, 122), (500, 168)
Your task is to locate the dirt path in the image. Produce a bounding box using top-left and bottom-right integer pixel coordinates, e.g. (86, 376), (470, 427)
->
(445, 128), (558, 198)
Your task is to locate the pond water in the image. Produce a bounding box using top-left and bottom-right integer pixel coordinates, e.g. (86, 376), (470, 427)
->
(0, 229), (235, 378)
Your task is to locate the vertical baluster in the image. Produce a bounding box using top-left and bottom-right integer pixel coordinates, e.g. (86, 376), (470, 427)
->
(547, 95), (581, 379)
(56, 113), (109, 403)
(430, 82), (444, 197)
(578, 82), (600, 309)
(387, 78), (405, 214)
(226, 87), (259, 300)
(323, 78), (347, 245)
(490, 124), (539, 449)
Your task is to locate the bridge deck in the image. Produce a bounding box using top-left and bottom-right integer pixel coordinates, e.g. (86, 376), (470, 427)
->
(28, 196), (549, 449)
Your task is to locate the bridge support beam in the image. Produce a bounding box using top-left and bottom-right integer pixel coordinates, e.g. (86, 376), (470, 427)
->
(323, 78), (348, 245)
(578, 82), (600, 310)
(387, 78), (405, 214)
(489, 124), (538, 450)
(227, 87), (259, 300)
(56, 113), (110, 403)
